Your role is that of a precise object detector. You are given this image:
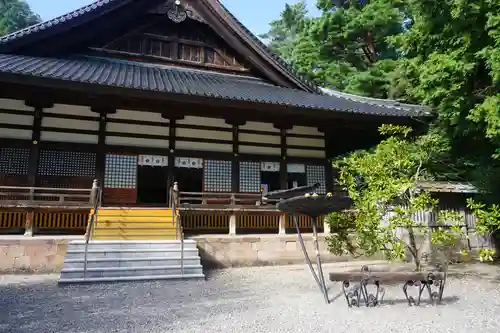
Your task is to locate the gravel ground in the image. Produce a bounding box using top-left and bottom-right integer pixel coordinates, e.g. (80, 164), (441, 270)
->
(1, 264), (500, 333)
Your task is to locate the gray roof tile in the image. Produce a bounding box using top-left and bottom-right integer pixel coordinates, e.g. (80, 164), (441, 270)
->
(0, 0), (122, 44)
(0, 54), (425, 117)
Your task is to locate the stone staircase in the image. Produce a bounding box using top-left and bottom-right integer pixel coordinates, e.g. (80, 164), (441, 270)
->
(58, 240), (205, 283)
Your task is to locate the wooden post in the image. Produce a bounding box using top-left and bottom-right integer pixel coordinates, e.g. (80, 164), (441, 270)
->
(229, 214), (237, 235)
(172, 182), (179, 207)
(89, 179), (99, 206)
(24, 188), (35, 236)
(323, 218), (330, 235)
(278, 213), (286, 235)
(24, 210), (34, 237)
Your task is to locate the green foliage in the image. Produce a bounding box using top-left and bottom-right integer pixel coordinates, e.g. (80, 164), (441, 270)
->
(0, 0), (41, 36)
(263, 0), (500, 193)
(327, 126), (466, 270)
(262, 0), (406, 96)
(391, 0), (500, 189)
(258, 1), (310, 63)
(467, 198), (500, 260)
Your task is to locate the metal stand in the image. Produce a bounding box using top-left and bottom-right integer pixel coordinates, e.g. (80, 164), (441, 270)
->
(293, 214), (329, 304)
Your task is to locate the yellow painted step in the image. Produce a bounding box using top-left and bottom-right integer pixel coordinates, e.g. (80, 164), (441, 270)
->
(96, 221), (177, 229)
(93, 234), (177, 240)
(97, 216), (175, 223)
(95, 209), (173, 217)
(94, 227), (176, 235)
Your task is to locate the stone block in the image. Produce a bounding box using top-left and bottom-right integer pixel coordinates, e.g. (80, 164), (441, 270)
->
(285, 241), (297, 251)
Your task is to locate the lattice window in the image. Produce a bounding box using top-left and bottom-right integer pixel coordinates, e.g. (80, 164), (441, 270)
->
(37, 150), (96, 177)
(239, 161), (261, 193)
(0, 148), (30, 175)
(306, 165), (326, 194)
(104, 154), (137, 189)
(204, 160), (232, 192)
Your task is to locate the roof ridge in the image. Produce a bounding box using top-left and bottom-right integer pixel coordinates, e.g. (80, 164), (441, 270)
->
(319, 87), (431, 113)
(0, 0), (126, 44)
(214, 0), (321, 94)
(80, 54), (276, 83)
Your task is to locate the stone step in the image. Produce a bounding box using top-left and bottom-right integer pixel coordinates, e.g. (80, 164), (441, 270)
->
(59, 265), (204, 280)
(59, 273), (205, 284)
(64, 248), (200, 260)
(63, 257), (201, 269)
(68, 240), (197, 251)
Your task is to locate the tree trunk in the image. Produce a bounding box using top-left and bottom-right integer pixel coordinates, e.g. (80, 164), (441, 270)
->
(407, 227), (421, 272)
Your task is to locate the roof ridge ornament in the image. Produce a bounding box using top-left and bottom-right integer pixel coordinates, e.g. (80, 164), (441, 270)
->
(151, 0), (206, 24)
(168, 0), (187, 23)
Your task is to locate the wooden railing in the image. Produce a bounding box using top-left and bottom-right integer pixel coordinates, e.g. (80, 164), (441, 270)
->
(0, 185), (95, 208)
(0, 180), (98, 236)
(172, 183), (327, 235)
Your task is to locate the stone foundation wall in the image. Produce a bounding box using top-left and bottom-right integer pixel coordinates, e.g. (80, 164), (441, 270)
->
(0, 238), (70, 274)
(192, 234), (380, 268)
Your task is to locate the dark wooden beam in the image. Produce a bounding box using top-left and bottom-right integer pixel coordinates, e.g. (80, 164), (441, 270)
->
(280, 128), (287, 190)
(231, 124), (239, 193)
(27, 106), (42, 186)
(167, 118), (176, 194)
(96, 111), (108, 188)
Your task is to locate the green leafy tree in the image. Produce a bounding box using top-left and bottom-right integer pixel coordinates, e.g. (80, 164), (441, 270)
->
(389, 0), (500, 191)
(0, 0), (41, 37)
(262, 0), (408, 97)
(327, 125), (466, 271)
(466, 199), (500, 261)
(259, 1), (310, 63)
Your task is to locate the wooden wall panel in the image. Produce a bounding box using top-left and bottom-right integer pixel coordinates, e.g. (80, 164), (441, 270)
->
(0, 98), (34, 140)
(41, 104), (99, 144)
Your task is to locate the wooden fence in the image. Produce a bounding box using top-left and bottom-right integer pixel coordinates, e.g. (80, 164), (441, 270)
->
(0, 183), (96, 235)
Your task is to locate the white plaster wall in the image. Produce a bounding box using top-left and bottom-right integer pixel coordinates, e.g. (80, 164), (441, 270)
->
(178, 116), (230, 128)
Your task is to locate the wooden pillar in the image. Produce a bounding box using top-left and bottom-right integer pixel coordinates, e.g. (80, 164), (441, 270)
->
(24, 100), (52, 237)
(167, 117), (177, 193)
(231, 123), (239, 193)
(275, 123), (292, 190)
(320, 127), (334, 193)
(91, 107), (114, 199)
(96, 111), (108, 187)
(25, 102), (45, 187)
(226, 119), (245, 193)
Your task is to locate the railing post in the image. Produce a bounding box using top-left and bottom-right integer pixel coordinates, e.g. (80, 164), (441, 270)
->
(89, 179), (99, 206)
(24, 210), (34, 237)
(172, 182), (179, 207)
(229, 214), (237, 235)
(278, 213), (286, 235)
(323, 217), (330, 235)
(24, 188), (35, 236)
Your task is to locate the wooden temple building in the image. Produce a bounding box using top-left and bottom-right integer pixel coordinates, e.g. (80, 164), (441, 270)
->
(0, 0), (428, 238)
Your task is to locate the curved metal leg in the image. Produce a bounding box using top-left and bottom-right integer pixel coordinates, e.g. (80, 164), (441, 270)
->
(311, 216), (329, 304)
(293, 215), (323, 297)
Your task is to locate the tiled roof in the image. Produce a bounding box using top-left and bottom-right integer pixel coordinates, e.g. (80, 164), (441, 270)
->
(0, 0), (320, 93)
(319, 87), (431, 116)
(417, 181), (478, 193)
(0, 0), (125, 44)
(0, 54), (424, 117)
(215, 1), (319, 93)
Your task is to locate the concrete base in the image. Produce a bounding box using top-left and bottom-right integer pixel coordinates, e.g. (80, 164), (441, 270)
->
(0, 234), (384, 274)
(192, 234), (382, 268)
(0, 236), (80, 274)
